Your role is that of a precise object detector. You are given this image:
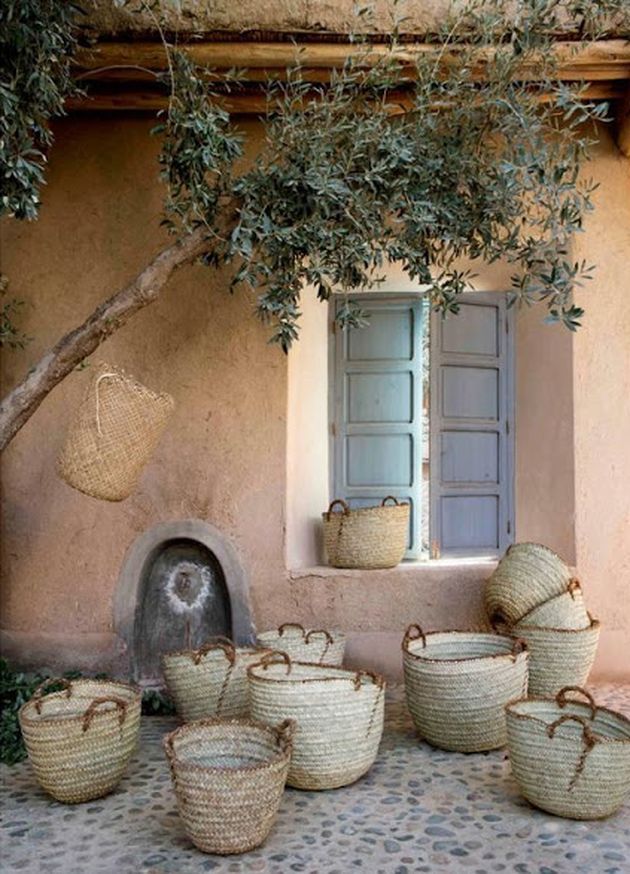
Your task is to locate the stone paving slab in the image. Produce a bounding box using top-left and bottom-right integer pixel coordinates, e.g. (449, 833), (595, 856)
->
(1, 684), (629, 874)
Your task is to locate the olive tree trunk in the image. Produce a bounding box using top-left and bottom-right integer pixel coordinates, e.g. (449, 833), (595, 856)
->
(0, 225), (217, 451)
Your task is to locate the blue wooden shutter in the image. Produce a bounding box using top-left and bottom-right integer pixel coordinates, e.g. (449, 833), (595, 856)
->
(332, 297), (424, 558)
(430, 292), (514, 558)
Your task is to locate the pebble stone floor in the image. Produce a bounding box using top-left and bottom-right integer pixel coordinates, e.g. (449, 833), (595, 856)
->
(1, 684), (629, 874)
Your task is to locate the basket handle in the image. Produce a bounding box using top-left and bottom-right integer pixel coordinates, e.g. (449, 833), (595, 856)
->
(547, 714), (595, 791)
(402, 624), (427, 650)
(191, 640), (236, 666)
(381, 496), (400, 506)
(278, 623), (306, 638)
(305, 628), (334, 663)
(352, 670), (385, 691)
(82, 696), (128, 732)
(326, 499), (349, 518)
(510, 637), (527, 660)
(32, 677), (73, 713)
(256, 650), (293, 674)
(567, 578), (582, 599)
(555, 686), (597, 719)
(276, 718), (297, 748)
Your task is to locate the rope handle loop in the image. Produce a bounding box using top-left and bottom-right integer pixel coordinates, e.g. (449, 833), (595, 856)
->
(256, 650), (292, 674)
(82, 696), (128, 733)
(326, 499), (350, 518)
(556, 686), (597, 720)
(381, 496), (400, 506)
(94, 370), (121, 437)
(352, 670), (385, 691)
(547, 714), (596, 791)
(402, 624), (427, 650)
(305, 629), (333, 645)
(191, 640), (236, 666)
(275, 718), (297, 748)
(278, 622), (306, 638)
(32, 677), (73, 713)
(567, 578), (582, 598)
(510, 637), (528, 659)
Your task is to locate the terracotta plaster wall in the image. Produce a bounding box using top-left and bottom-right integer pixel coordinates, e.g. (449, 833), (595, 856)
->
(572, 125), (630, 682)
(0, 116), (288, 668)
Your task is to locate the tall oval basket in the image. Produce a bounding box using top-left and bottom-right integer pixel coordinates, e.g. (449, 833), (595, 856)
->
(162, 639), (272, 722)
(164, 717), (294, 854)
(248, 652), (385, 790)
(515, 579), (590, 630)
(402, 625), (529, 752)
(506, 686), (630, 819)
(19, 678), (141, 804)
(322, 497), (409, 569)
(256, 623), (346, 666)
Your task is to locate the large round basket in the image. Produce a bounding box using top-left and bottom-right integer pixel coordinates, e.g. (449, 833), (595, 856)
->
(322, 497), (409, 569)
(162, 639), (272, 722)
(164, 717), (294, 854)
(510, 617), (600, 696)
(19, 678), (141, 804)
(247, 652), (385, 790)
(515, 580), (590, 630)
(506, 686), (630, 819)
(484, 542), (572, 626)
(256, 623), (346, 666)
(57, 363), (175, 502)
(402, 625), (529, 752)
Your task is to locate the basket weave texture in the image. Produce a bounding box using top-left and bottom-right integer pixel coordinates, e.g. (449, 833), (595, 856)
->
(515, 580), (590, 630)
(511, 618), (601, 696)
(247, 652), (385, 790)
(484, 542), (572, 626)
(19, 678), (141, 804)
(162, 640), (272, 722)
(57, 363), (174, 501)
(256, 623), (346, 666)
(164, 717), (294, 854)
(402, 625), (529, 752)
(506, 686), (630, 819)
(322, 497), (409, 569)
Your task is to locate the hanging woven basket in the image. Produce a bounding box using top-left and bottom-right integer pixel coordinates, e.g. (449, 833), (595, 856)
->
(256, 623), (346, 666)
(57, 363), (175, 502)
(402, 625), (529, 752)
(484, 542), (572, 626)
(322, 497), (409, 569)
(164, 717), (294, 854)
(19, 677), (141, 804)
(515, 579), (590, 631)
(506, 686), (630, 819)
(510, 617), (601, 696)
(162, 639), (272, 723)
(247, 652), (385, 790)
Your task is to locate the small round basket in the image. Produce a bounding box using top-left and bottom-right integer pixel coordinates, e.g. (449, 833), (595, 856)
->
(506, 686), (630, 820)
(256, 623), (346, 666)
(515, 579), (590, 630)
(484, 542), (572, 626)
(164, 717), (294, 854)
(510, 617), (600, 696)
(19, 677), (141, 804)
(402, 625), (529, 752)
(247, 652), (385, 790)
(162, 639), (272, 722)
(322, 497), (409, 569)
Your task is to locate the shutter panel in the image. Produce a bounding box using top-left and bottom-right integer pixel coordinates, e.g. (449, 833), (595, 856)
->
(333, 298), (424, 558)
(430, 293), (514, 558)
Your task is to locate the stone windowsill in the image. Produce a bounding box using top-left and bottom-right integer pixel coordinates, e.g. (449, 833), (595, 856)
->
(288, 556), (498, 580)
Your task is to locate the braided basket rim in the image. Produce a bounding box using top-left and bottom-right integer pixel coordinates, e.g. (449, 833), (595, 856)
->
(515, 617), (601, 634)
(247, 660), (385, 688)
(402, 630), (526, 664)
(505, 697), (630, 744)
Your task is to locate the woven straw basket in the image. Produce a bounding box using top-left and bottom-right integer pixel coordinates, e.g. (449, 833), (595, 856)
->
(57, 363), (175, 501)
(516, 579), (590, 630)
(19, 677), (141, 804)
(164, 717), (294, 854)
(511, 617), (600, 696)
(322, 497), (409, 569)
(248, 652), (385, 790)
(402, 625), (529, 752)
(162, 639), (272, 722)
(485, 542), (572, 626)
(506, 686), (630, 819)
(257, 623), (346, 666)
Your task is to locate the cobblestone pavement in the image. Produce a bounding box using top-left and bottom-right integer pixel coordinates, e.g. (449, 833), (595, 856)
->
(1, 684), (629, 874)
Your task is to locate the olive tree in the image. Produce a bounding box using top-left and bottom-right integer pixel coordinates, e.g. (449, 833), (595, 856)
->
(0, 0), (628, 449)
